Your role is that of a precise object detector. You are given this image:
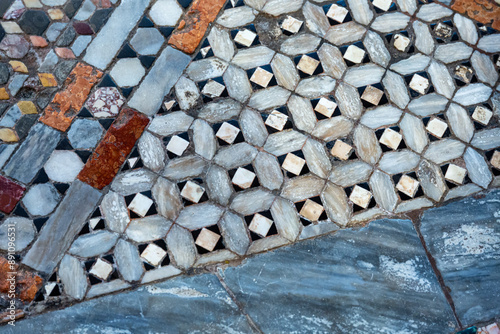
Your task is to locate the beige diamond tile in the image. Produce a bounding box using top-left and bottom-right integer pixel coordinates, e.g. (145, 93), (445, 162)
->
(181, 181), (205, 203)
(195, 228), (221, 252)
(216, 122), (240, 144)
(250, 67), (273, 88)
(445, 164), (467, 184)
(409, 74), (429, 94)
(393, 34), (410, 52)
(379, 128), (402, 150)
(232, 167), (256, 189)
(326, 4), (349, 22)
(299, 199), (324, 221)
(282, 153), (306, 175)
(330, 140), (353, 160)
(350, 185), (372, 209)
(141, 243), (167, 266)
(426, 118), (448, 138)
(249, 213), (273, 238)
(396, 175), (420, 198)
(297, 55), (320, 75)
(472, 106), (493, 126)
(234, 29), (257, 47)
(281, 16), (303, 34)
(89, 259), (113, 280)
(167, 135), (190, 156)
(491, 151), (500, 169)
(266, 110), (288, 131)
(315, 98), (337, 118)
(202, 80), (225, 98)
(373, 0), (393, 11)
(361, 86), (384, 105)
(344, 45), (365, 64)
(128, 193), (154, 217)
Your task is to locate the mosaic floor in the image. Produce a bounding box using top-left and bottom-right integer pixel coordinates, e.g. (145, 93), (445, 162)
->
(0, 0), (499, 332)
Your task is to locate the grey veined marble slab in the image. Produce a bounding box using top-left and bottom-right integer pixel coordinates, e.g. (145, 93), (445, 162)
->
(6, 274), (255, 334)
(221, 219), (457, 333)
(420, 189), (500, 327)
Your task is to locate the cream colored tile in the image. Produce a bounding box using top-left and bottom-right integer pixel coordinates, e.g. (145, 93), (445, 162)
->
(282, 16), (303, 34)
(232, 167), (256, 189)
(426, 118), (448, 138)
(167, 135), (190, 156)
(379, 128), (402, 150)
(350, 185), (372, 208)
(128, 193), (154, 217)
(361, 85), (384, 105)
(299, 199), (324, 221)
(195, 228), (221, 252)
(202, 80), (225, 98)
(297, 55), (320, 75)
(445, 164), (467, 184)
(1, 22), (23, 34)
(472, 106), (493, 126)
(250, 67), (273, 87)
(409, 74), (429, 94)
(265, 110), (288, 131)
(326, 4), (349, 22)
(249, 213), (273, 237)
(314, 98), (337, 118)
(330, 140), (353, 160)
(282, 153), (306, 175)
(373, 0), (392, 11)
(234, 29), (257, 47)
(216, 122), (240, 144)
(141, 244), (167, 266)
(393, 34), (410, 52)
(344, 45), (366, 64)
(491, 151), (500, 170)
(396, 175), (420, 197)
(89, 259), (113, 280)
(181, 181), (205, 203)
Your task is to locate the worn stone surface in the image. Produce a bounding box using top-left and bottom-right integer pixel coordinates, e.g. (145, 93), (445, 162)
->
(0, 175), (25, 214)
(452, 0), (500, 31)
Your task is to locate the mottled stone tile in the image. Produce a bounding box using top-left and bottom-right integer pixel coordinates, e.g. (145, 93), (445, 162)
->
(78, 109), (149, 190)
(0, 175), (25, 214)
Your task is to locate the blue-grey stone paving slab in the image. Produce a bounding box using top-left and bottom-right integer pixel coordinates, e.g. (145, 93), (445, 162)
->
(6, 274), (255, 334)
(2, 123), (61, 184)
(22, 180), (102, 273)
(420, 190), (500, 327)
(221, 219), (457, 333)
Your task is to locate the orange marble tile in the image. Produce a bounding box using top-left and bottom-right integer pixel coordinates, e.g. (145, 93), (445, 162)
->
(168, 0), (227, 54)
(452, 0), (500, 31)
(0, 257), (42, 302)
(40, 62), (102, 132)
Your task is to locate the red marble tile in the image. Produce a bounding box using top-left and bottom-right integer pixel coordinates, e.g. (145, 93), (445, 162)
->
(0, 175), (25, 214)
(168, 0), (227, 54)
(40, 62), (102, 132)
(78, 108), (150, 190)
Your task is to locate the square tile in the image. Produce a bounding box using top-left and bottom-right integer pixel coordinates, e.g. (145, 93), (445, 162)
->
(128, 193), (154, 217)
(349, 185), (372, 209)
(297, 55), (320, 75)
(181, 181), (205, 203)
(396, 175), (420, 198)
(393, 34), (410, 52)
(195, 228), (220, 252)
(445, 164), (467, 184)
(455, 65), (473, 83)
(249, 213), (273, 238)
(326, 4), (349, 23)
(167, 135), (190, 156)
(281, 16), (303, 34)
(282, 153), (306, 175)
(491, 151), (500, 169)
(379, 128), (402, 150)
(372, 0), (393, 11)
(426, 118), (448, 138)
(202, 80), (225, 98)
(314, 98), (337, 118)
(89, 259), (113, 280)
(216, 122), (240, 144)
(361, 85), (384, 105)
(330, 140), (353, 160)
(141, 243), (167, 266)
(265, 110), (288, 131)
(344, 45), (365, 64)
(250, 67), (273, 88)
(232, 167), (256, 189)
(409, 74), (429, 94)
(299, 199), (324, 221)
(234, 29), (257, 47)
(434, 22), (452, 39)
(195, 228), (221, 252)
(472, 106), (493, 126)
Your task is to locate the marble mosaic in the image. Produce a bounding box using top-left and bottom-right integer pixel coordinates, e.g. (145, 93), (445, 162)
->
(0, 0), (499, 330)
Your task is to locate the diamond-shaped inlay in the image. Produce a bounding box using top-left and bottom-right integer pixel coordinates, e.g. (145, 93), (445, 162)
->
(379, 128), (402, 150)
(216, 122), (240, 144)
(314, 97), (337, 118)
(141, 243), (167, 266)
(166, 135), (190, 156)
(490, 151), (500, 169)
(297, 55), (320, 75)
(472, 106), (493, 126)
(281, 16), (303, 34)
(361, 85), (384, 106)
(128, 193), (154, 217)
(344, 45), (365, 64)
(393, 34), (410, 52)
(330, 140), (353, 160)
(282, 152), (306, 176)
(234, 29), (257, 47)
(372, 0), (393, 11)
(202, 79), (226, 98)
(396, 175), (420, 198)
(232, 167), (256, 189)
(349, 185), (372, 209)
(445, 164), (467, 185)
(426, 118), (448, 138)
(248, 213), (273, 238)
(250, 67), (274, 88)
(265, 110), (288, 131)
(299, 199), (324, 222)
(195, 227), (221, 252)
(89, 259), (113, 280)
(181, 181), (205, 203)
(409, 74), (429, 95)
(326, 4), (349, 23)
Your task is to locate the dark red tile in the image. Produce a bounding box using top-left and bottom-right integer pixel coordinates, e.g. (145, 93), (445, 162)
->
(0, 175), (25, 214)
(78, 108), (150, 190)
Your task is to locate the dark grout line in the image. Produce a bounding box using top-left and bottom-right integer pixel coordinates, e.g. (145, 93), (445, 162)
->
(408, 212), (463, 331)
(215, 269), (264, 334)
